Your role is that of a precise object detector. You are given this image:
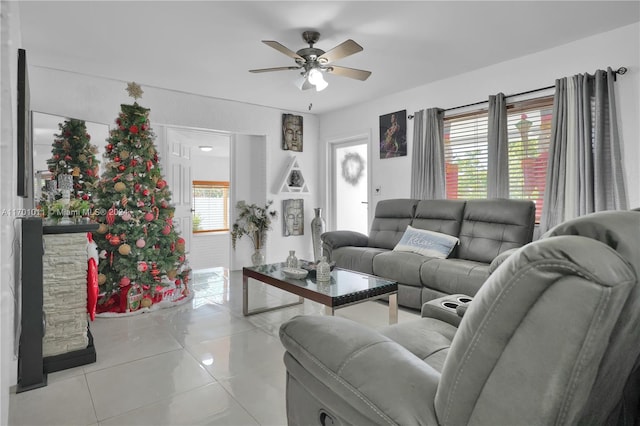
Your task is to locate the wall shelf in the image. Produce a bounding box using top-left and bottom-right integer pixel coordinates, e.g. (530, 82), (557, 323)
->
(276, 156), (310, 194)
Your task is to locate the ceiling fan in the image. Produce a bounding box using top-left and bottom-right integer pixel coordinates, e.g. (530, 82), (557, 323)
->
(249, 31), (372, 91)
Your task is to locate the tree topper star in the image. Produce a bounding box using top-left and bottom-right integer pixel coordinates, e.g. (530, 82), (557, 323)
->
(126, 82), (144, 100)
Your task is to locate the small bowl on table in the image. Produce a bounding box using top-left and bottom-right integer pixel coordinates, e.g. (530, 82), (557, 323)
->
(281, 267), (309, 280)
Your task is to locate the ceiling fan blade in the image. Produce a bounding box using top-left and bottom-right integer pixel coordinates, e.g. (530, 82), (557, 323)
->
(262, 40), (304, 61)
(318, 39), (363, 63)
(327, 66), (371, 81)
(249, 66), (301, 73)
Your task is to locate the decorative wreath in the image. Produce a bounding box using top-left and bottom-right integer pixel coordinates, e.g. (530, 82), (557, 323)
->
(341, 152), (365, 186)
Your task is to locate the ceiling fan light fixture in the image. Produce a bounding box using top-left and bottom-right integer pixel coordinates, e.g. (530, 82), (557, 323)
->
(308, 68), (328, 91)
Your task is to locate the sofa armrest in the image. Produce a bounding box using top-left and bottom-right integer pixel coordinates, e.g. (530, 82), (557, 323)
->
(421, 294), (473, 327)
(321, 230), (369, 261)
(280, 315), (440, 425)
(488, 247), (520, 274)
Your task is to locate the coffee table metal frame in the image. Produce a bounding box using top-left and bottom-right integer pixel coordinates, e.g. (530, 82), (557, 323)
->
(242, 264), (398, 324)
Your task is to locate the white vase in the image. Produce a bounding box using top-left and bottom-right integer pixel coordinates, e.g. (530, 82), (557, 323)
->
(316, 256), (331, 282)
(311, 208), (326, 262)
(286, 250), (299, 268)
(251, 249), (265, 266)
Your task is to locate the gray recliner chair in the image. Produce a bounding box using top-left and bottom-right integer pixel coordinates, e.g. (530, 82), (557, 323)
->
(279, 211), (640, 425)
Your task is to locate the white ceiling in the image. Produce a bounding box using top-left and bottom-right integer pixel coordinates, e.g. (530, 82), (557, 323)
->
(18, 1), (640, 115)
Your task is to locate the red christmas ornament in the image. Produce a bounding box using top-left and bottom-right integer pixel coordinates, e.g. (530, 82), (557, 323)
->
(82, 194), (89, 201)
(177, 237), (186, 245)
(129, 125), (139, 134)
(161, 200), (168, 209)
(106, 206), (116, 225)
(118, 165), (126, 172)
(150, 268), (160, 277)
(142, 189), (150, 197)
(64, 155), (72, 161)
(161, 225), (171, 235)
(105, 233), (112, 240)
(156, 179), (166, 190)
(114, 156), (121, 163)
(146, 160), (153, 172)
(86, 169), (93, 177)
(144, 212), (155, 222)
(170, 242), (175, 252)
(107, 144), (113, 152)
(179, 255), (185, 262)
(137, 261), (148, 272)
(119, 276), (130, 287)
(109, 235), (121, 246)
(134, 183), (141, 192)
(141, 123), (149, 131)
(130, 159), (138, 167)
(54, 154), (60, 160)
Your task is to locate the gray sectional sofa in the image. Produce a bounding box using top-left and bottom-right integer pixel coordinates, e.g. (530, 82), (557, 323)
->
(322, 198), (535, 310)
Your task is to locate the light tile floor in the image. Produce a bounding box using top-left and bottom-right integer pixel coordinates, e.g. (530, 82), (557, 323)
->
(9, 267), (419, 426)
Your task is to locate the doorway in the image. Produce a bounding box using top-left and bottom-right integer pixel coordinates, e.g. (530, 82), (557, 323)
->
(330, 137), (369, 234)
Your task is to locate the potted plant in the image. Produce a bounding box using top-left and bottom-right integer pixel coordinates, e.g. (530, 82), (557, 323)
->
(230, 200), (277, 265)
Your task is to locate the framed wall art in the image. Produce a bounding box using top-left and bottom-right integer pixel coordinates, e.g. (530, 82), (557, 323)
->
(379, 109), (407, 159)
(283, 198), (304, 236)
(282, 113), (303, 152)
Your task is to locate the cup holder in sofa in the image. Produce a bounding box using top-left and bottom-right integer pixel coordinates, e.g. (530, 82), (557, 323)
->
(441, 301), (460, 310)
(457, 296), (473, 304)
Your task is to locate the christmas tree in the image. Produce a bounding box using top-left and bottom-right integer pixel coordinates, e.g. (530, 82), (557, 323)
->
(45, 118), (100, 202)
(93, 83), (190, 314)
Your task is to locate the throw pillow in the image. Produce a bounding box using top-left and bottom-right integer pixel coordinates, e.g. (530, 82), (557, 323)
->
(393, 226), (459, 258)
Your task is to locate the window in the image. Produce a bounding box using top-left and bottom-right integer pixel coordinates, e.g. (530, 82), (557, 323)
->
(192, 181), (229, 233)
(444, 96), (553, 222)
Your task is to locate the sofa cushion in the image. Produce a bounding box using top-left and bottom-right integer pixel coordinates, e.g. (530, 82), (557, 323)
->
(458, 199), (535, 263)
(411, 199), (466, 236)
(331, 246), (389, 275)
(420, 258), (490, 296)
(368, 199), (419, 250)
(393, 225), (459, 258)
(380, 317), (456, 373)
(372, 251), (428, 288)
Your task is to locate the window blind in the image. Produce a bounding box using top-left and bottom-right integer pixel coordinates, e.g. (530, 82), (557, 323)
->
(192, 180), (229, 232)
(444, 112), (489, 200)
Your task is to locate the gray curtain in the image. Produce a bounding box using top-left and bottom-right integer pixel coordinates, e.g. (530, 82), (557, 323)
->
(540, 67), (627, 232)
(487, 93), (509, 198)
(410, 108), (445, 199)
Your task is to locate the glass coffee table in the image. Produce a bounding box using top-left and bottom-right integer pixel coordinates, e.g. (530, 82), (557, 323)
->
(242, 262), (398, 324)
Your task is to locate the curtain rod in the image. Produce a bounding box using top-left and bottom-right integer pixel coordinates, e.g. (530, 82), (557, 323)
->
(407, 66), (627, 119)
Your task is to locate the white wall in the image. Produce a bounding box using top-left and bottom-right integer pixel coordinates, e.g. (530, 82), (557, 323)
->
(319, 23), (640, 225)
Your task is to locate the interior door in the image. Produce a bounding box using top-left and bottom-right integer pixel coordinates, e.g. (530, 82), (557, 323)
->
(164, 128), (193, 253)
(331, 138), (369, 234)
